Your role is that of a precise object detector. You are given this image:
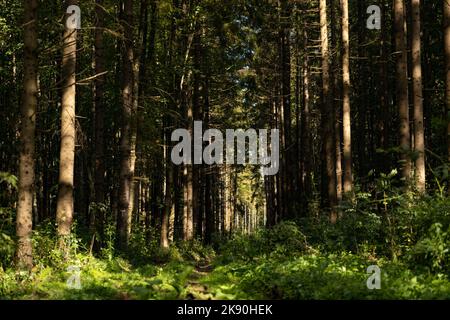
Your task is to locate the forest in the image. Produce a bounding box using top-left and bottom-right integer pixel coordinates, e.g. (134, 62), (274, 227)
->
(0, 0), (450, 300)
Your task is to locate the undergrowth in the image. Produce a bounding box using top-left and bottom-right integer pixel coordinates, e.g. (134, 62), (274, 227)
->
(1, 189), (450, 300)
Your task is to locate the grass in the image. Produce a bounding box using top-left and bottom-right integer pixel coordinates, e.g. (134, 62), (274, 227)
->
(1, 196), (450, 301)
(1, 255), (195, 300)
(2, 243), (449, 300)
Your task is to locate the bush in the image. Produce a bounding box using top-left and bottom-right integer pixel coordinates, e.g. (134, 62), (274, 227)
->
(218, 221), (312, 264)
(408, 223), (450, 273)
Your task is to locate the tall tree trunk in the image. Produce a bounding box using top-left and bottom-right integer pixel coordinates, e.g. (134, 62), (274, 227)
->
(411, 0), (425, 193)
(192, 28), (202, 238)
(56, 0), (78, 245)
(320, 0), (337, 222)
(161, 142), (173, 249)
(181, 0), (194, 241)
(331, 0), (342, 204)
(183, 146), (194, 240)
(202, 51), (214, 242)
(279, 0), (292, 219)
(444, 0), (450, 183)
(16, 0), (38, 270)
(93, 0), (106, 244)
(117, 0), (135, 250)
(341, 0), (353, 195)
(301, 24), (312, 203)
(394, 0), (411, 185)
(379, 0), (390, 169)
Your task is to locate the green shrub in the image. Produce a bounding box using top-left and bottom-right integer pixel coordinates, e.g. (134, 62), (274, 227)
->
(218, 221), (311, 264)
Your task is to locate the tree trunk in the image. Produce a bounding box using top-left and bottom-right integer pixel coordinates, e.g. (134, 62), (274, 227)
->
(320, 0), (337, 222)
(279, 0), (292, 219)
(444, 0), (450, 182)
(56, 0), (78, 245)
(181, 0), (194, 241)
(341, 0), (353, 195)
(394, 0), (411, 185)
(161, 146), (173, 249)
(16, 0), (38, 270)
(411, 0), (425, 193)
(379, 0), (390, 170)
(301, 24), (312, 202)
(93, 0), (106, 245)
(331, 0), (342, 204)
(117, 0), (135, 250)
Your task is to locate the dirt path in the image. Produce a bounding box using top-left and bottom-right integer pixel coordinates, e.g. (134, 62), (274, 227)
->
(185, 263), (214, 300)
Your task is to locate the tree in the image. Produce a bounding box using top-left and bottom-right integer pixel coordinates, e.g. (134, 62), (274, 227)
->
(181, 0), (194, 241)
(56, 0), (78, 245)
(300, 22), (312, 202)
(93, 0), (106, 242)
(444, 0), (450, 179)
(279, 0), (293, 219)
(394, 0), (411, 185)
(319, 0), (338, 222)
(411, 0), (425, 193)
(341, 0), (353, 195)
(16, 0), (38, 270)
(117, 0), (135, 250)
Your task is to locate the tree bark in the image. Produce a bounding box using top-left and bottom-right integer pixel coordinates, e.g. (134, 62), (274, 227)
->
(16, 0), (38, 270)
(394, 0), (411, 185)
(56, 0), (78, 244)
(301, 24), (312, 202)
(444, 0), (450, 181)
(93, 0), (106, 245)
(117, 0), (135, 250)
(181, 0), (194, 241)
(341, 0), (353, 195)
(161, 146), (173, 249)
(379, 0), (390, 168)
(411, 0), (425, 193)
(320, 0), (337, 222)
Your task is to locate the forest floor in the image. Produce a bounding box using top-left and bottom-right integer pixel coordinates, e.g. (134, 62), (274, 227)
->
(3, 243), (450, 300)
(1, 220), (450, 300)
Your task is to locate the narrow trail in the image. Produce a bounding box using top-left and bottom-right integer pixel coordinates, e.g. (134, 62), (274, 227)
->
(185, 262), (214, 300)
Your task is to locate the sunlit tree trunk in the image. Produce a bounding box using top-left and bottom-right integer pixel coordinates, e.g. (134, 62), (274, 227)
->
(330, 0), (342, 204)
(301, 24), (312, 201)
(341, 0), (353, 195)
(56, 0), (78, 245)
(411, 0), (425, 193)
(394, 0), (411, 185)
(16, 0), (38, 270)
(181, 0), (194, 241)
(117, 0), (135, 250)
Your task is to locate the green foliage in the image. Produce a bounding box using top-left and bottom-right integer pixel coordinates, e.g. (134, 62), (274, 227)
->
(0, 224), (203, 300)
(0, 254), (196, 300)
(0, 205), (15, 269)
(218, 221), (312, 264)
(0, 229), (14, 270)
(1, 176), (450, 300)
(197, 193), (450, 300)
(409, 223), (450, 273)
(1, 194), (450, 300)
(201, 215), (450, 300)
(0, 172), (17, 190)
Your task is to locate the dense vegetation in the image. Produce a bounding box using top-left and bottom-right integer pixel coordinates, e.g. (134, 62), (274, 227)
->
(1, 0), (450, 300)
(2, 182), (450, 299)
